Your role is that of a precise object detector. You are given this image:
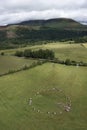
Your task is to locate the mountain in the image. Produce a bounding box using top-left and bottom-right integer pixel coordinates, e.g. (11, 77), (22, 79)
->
(12, 18), (86, 30)
(0, 18), (87, 49)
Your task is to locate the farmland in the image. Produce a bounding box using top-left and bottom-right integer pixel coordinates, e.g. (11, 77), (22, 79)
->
(1, 42), (87, 61)
(0, 63), (87, 130)
(83, 43), (87, 48)
(0, 42), (87, 130)
(0, 55), (36, 75)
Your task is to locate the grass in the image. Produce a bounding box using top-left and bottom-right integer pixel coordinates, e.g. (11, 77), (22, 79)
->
(0, 63), (87, 130)
(83, 43), (87, 48)
(0, 42), (87, 130)
(54, 44), (87, 62)
(0, 55), (36, 74)
(0, 44), (43, 55)
(40, 43), (87, 62)
(1, 42), (87, 62)
(43, 43), (87, 62)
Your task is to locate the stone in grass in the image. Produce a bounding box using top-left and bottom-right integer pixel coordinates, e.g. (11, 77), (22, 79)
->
(64, 105), (71, 112)
(59, 111), (62, 114)
(36, 92), (40, 95)
(76, 63), (79, 68)
(52, 88), (56, 90)
(37, 110), (40, 113)
(29, 98), (32, 105)
(53, 112), (57, 115)
(47, 112), (50, 114)
(52, 112), (57, 115)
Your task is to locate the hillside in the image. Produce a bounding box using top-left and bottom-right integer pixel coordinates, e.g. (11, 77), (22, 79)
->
(0, 18), (87, 49)
(16, 18), (85, 29)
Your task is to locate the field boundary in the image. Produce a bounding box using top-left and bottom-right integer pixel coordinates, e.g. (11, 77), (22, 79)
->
(49, 58), (87, 67)
(0, 60), (46, 77)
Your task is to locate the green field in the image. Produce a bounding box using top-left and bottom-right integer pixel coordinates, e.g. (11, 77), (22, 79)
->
(0, 42), (87, 75)
(83, 43), (87, 48)
(0, 55), (36, 74)
(0, 63), (87, 130)
(0, 42), (87, 130)
(1, 42), (87, 62)
(40, 43), (87, 62)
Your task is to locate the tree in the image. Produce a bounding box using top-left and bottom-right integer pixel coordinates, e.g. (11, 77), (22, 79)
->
(1, 52), (4, 56)
(15, 51), (23, 57)
(65, 59), (71, 65)
(24, 49), (32, 58)
(23, 49), (55, 59)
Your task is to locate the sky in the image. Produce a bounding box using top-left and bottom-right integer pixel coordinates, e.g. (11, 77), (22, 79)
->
(0, 0), (87, 25)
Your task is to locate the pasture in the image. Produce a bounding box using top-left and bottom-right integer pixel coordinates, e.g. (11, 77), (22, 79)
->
(0, 42), (87, 130)
(1, 42), (87, 62)
(83, 43), (87, 48)
(0, 63), (87, 130)
(42, 43), (87, 62)
(0, 55), (36, 75)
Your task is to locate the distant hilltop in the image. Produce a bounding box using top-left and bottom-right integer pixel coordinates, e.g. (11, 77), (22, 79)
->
(0, 18), (87, 50)
(8, 18), (83, 28)
(1, 18), (87, 30)
(5, 18), (87, 31)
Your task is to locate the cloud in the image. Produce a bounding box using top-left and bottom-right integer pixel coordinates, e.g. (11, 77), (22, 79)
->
(0, 0), (87, 25)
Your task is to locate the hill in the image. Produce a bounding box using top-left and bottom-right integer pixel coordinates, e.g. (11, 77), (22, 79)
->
(0, 18), (87, 49)
(15, 18), (84, 29)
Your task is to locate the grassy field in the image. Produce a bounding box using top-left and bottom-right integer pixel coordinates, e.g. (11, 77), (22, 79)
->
(1, 42), (87, 62)
(0, 55), (36, 74)
(0, 42), (87, 130)
(0, 63), (87, 130)
(83, 43), (87, 48)
(0, 42), (87, 76)
(42, 43), (87, 62)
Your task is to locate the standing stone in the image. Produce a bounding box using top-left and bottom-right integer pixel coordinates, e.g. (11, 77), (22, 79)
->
(29, 98), (32, 105)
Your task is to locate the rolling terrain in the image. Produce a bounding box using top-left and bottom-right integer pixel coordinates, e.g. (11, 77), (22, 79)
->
(0, 18), (87, 49)
(0, 42), (87, 74)
(0, 55), (36, 75)
(0, 62), (87, 130)
(0, 32), (87, 129)
(17, 18), (84, 29)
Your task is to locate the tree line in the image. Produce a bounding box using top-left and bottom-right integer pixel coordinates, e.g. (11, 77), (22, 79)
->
(14, 49), (87, 67)
(0, 27), (87, 50)
(16, 28), (87, 42)
(15, 49), (55, 60)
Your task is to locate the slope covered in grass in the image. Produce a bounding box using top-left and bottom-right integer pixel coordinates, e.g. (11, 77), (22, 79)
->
(83, 43), (87, 48)
(38, 43), (87, 62)
(0, 55), (36, 74)
(3, 43), (87, 63)
(0, 63), (87, 130)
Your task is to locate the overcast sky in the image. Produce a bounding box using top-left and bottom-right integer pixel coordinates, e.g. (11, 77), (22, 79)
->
(0, 0), (87, 25)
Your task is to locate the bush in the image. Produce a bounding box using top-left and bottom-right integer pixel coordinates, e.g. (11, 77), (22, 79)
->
(1, 52), (4, 55)
(65, 59), (71, 65)
(24, 49), (32, 58)
(16, 49), (55, 60)
(15, 51), (23, 57)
